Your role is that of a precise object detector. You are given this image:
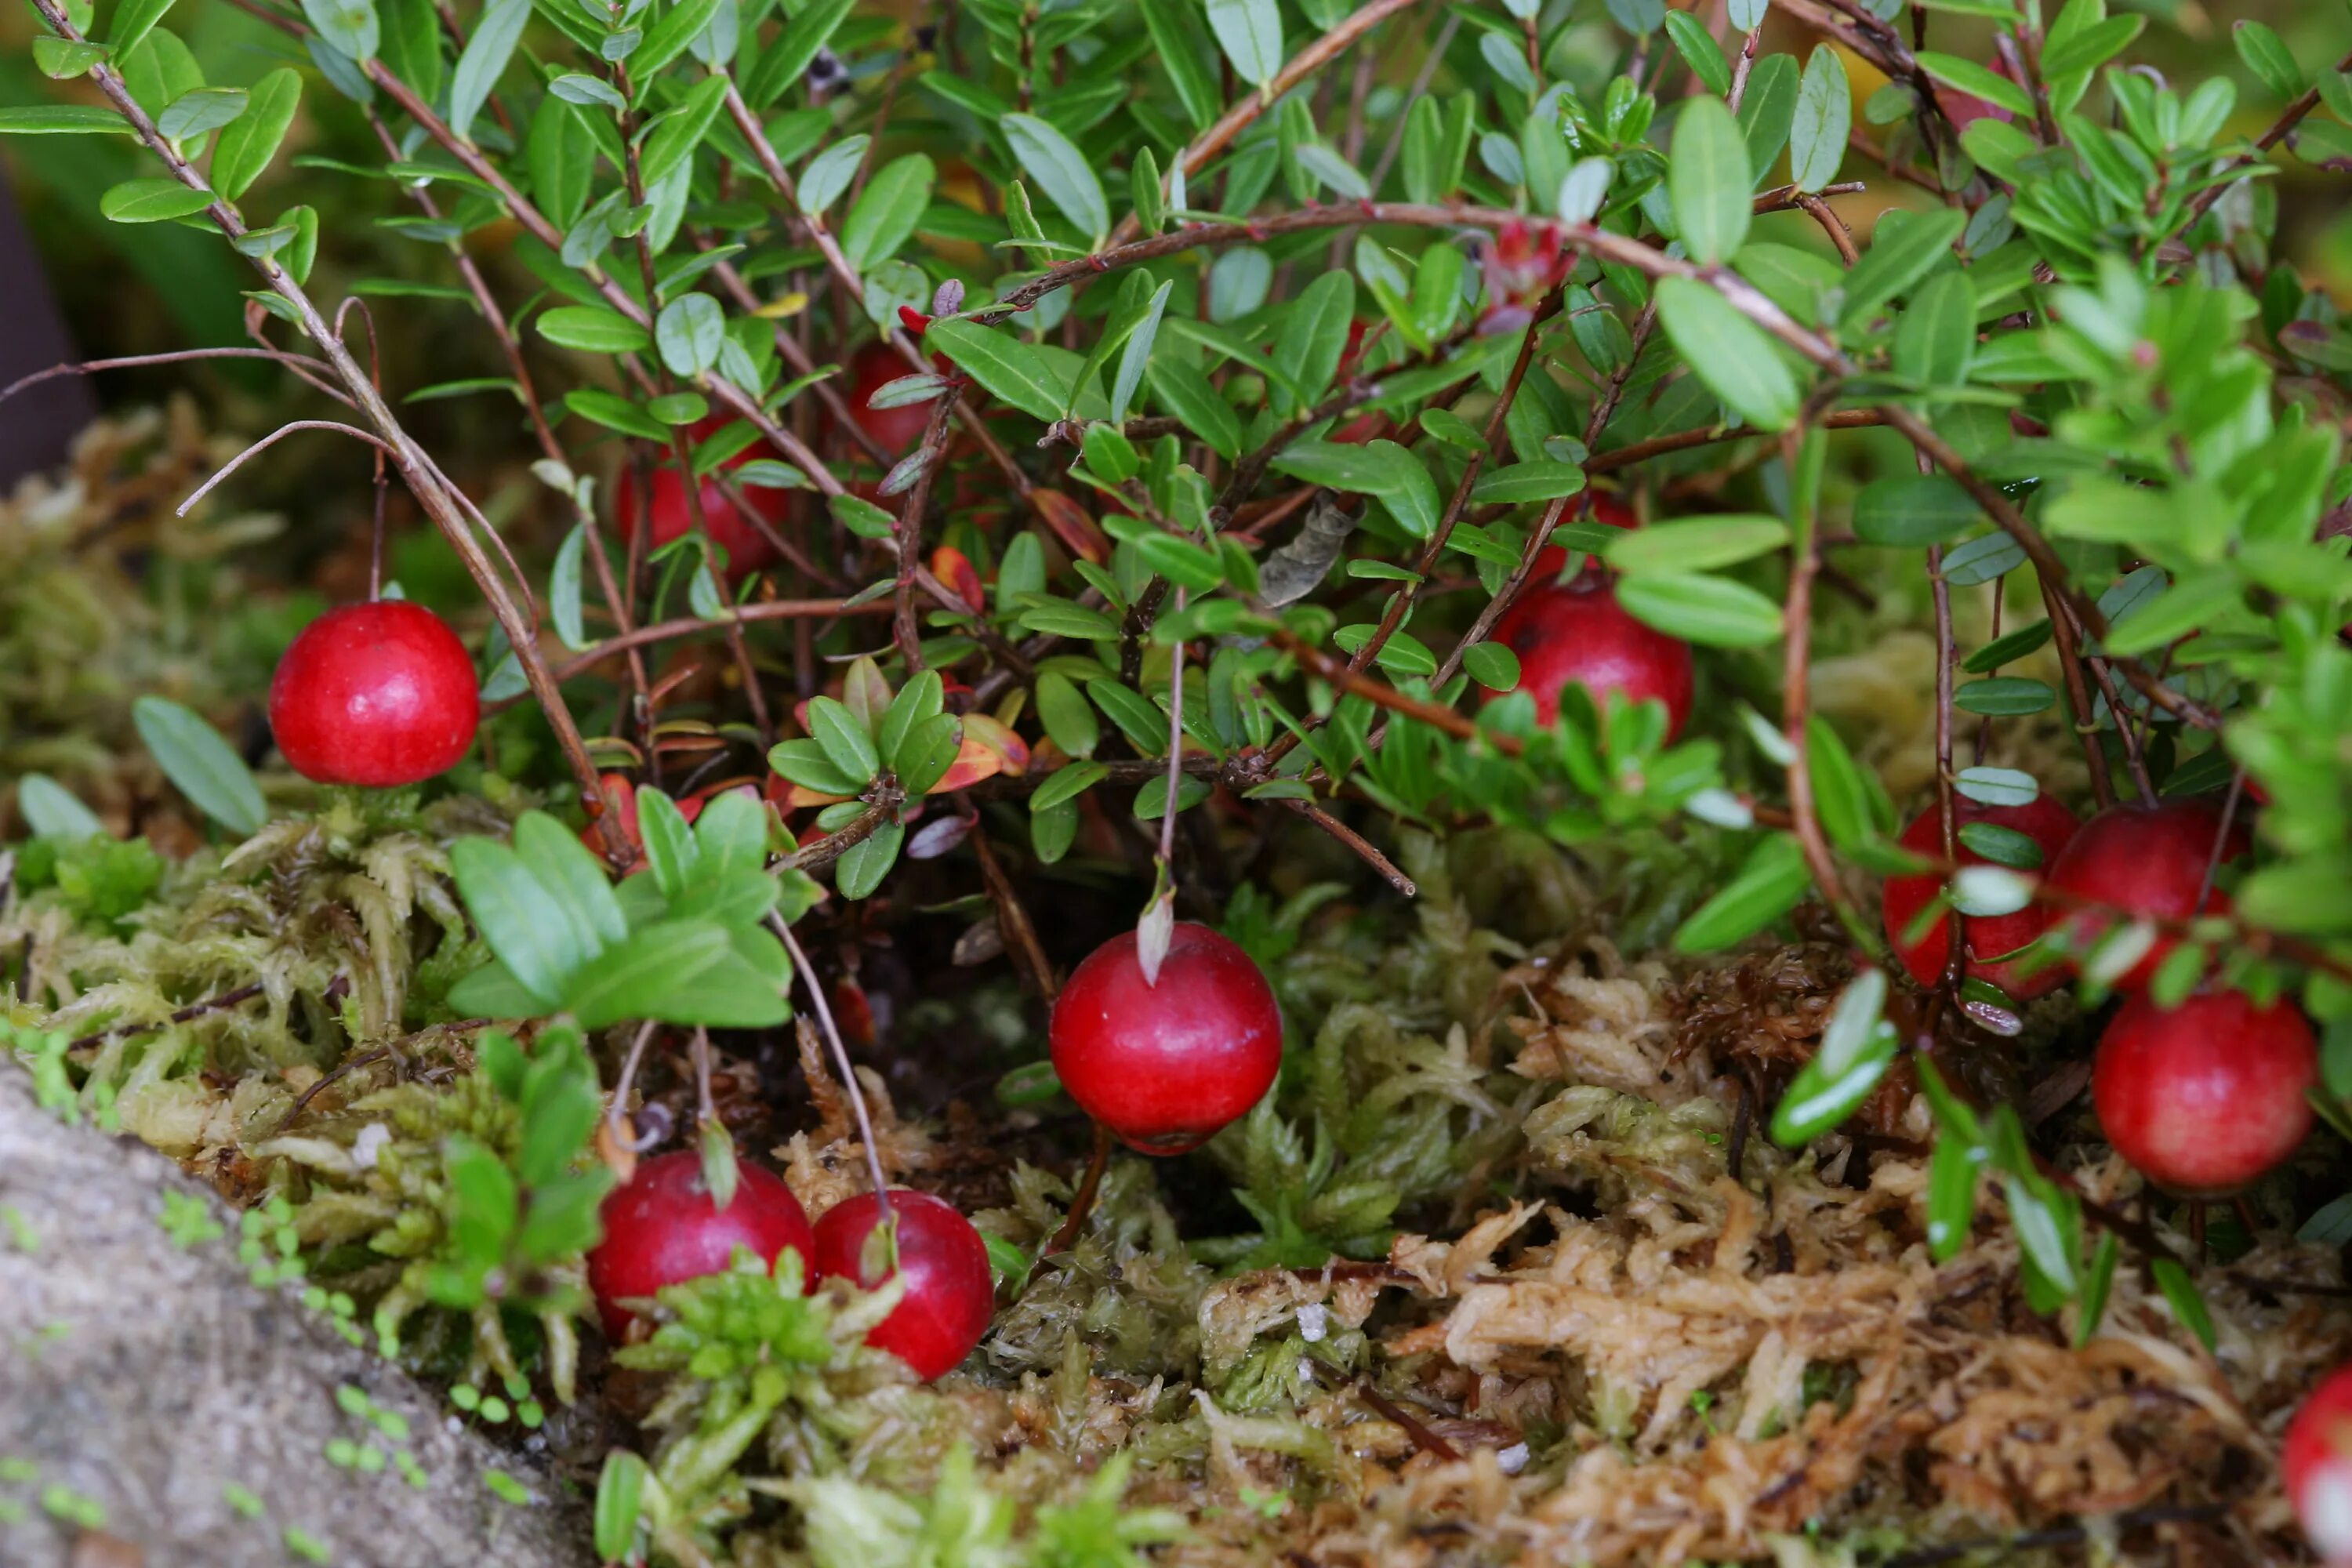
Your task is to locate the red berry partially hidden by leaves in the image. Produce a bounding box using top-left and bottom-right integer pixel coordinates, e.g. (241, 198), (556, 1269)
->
(811, 1189), (993, 1381)
(846, 343), (933, 455)
(578, 773), (706, 868)
(2287, 1365), (2352, 1565)
(587, 1150), (815, 1338)
(1532, 492), (1639, 582)
(2043, 798), (2250, 989)
(269, 601), (479, 788)
(613, 415), (787, 575)
(1882, 794), (2079, 1000)
(1049, 922), (1283, 1155)
(1489, 581), (1694, 738)
(2091, 989), (2314, 1196)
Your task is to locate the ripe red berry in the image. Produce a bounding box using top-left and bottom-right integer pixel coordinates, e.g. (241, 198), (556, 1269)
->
(2043, 798), (2251, 989)
(844, 343), (933, 455)
(613, 415), (789, 575)
(1489, 581), (1694, 738)
(2286, 1364), (2352, 1565)
(2090, 989), (2314, 1196)
(269, 601), (479, 788)
(811, 1189), (994, 1381)
(586, 1150), (815, 1338)
(1049, 922), (1283, 1155)
(1881, 794), (2080, 999)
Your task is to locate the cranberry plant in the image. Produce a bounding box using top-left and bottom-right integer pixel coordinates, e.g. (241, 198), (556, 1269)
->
(16, 0), (2352, 1502)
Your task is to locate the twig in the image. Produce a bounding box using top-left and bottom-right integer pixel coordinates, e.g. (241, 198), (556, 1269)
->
(771, 915), (894, 1207)
(0, 348), (348, 410)
(1779, 430), (1878, 953)
(606, 1020), (660, 1150)
(67, 983), (264, 1053)
(1588, 409), (1886, 471)
(1873, 1504), (2228, 1568)
(1285, 798), (1416, 896)
(1036, 1122), (1112, 1267)
(175, 420), (399, 517)
(778, 800), (895, 872)
(891, 394), (961, 672)
(1112, 0), (1425, 248)
(527, 597), (892, 689)
(1357, 1379), (1463, 1461)
(968, 819), (1058, 1000)
(2176, 45), (2352, 235)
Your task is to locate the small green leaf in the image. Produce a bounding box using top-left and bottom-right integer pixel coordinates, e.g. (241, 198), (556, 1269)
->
(1916, 50), (2036, 118)
(1853, 474), (1980, 546)
(1002, 112), (1109, 244)
(16, 773), (105, 840)
(834, 819), (904, 900)
(210, 67), (299, 200)
(1789, 45), (1849, 194)
(1668, 96), (1751, 266)
(839, 153), (935, 270)
(299, 0), (379, 62)
(1470, 460), (1587, 506)
(1675, 833), (1810, 953)
(133, 695), (265, 836)
(1460, 642), (1520, 691)
(0, 104), (132, 134)
(655, 293), (724, 378)
(633, 0), (726, 78)
(927, 317), (1064, 422)
(1653, 276), (1798, 430)
(807, 695), (881, 785)
(1838, 209), (1968, 331)
(1030, 760), (1111, 813)
(539, 304), (652, 354)
(1203, 0), (1282, 89)
(1615, 570), (1784, 647)
(1606, 514), (1788, 574)
(99, 176), (213, 223)
(448, 0), (526, 143)
(157, 85), (247, 141)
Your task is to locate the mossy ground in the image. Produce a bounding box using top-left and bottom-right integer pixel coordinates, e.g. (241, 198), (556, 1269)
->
(8, 414), (2350, 1566)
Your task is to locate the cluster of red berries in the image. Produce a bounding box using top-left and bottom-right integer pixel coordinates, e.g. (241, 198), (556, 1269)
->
(588, 1152), (993, 1381)
(583, 920), (1287, 1375)
(1882, 792), (2312, 1198)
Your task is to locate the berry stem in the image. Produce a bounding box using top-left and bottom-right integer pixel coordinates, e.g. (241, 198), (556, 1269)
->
(771, 915), (893, 1213)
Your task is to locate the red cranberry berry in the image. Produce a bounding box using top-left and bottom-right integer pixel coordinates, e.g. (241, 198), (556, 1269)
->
(2090, 989), (2315, 1196)
(1049, 922), (1284, 1155)
(613, 415), (788, 575)
(845, 343), (934, 455)
(1881, 793), (2080, 999)
(1489, 581), (1694, 738)
(269, 601), (479, 788)
(811, 1189), (993, 1381)
(2287, 1365), (2352, 1565)
(1532, 492), (1639, 581)
(2043, 798), (2251, 989)
(586, 1150), (815, 1338)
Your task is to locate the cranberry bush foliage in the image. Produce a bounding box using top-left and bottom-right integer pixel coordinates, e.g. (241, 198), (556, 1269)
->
(16, 0), (2352, 1338)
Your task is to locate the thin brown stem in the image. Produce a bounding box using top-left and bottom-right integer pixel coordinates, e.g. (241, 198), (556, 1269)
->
(1285, 798), (1416, 896)
(0, 349), (347, 410)
(771, 916), (894, 1207)
(1111, 0), (1424, 248)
